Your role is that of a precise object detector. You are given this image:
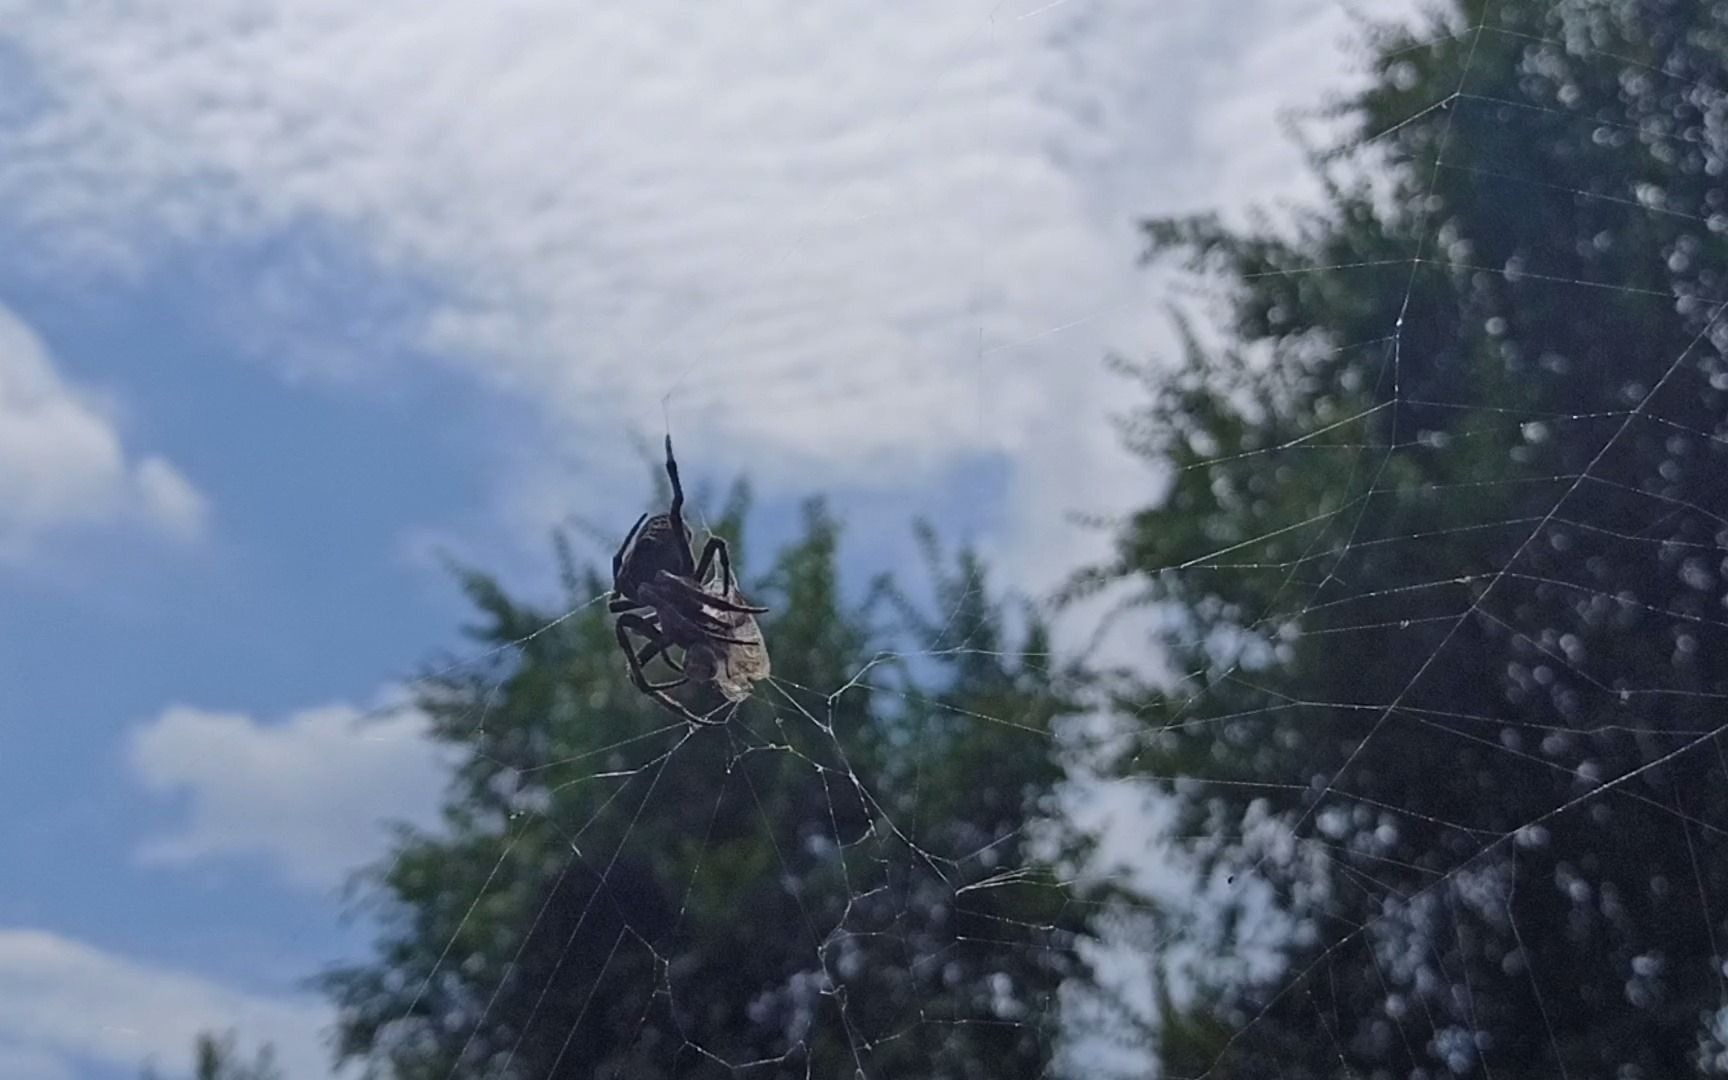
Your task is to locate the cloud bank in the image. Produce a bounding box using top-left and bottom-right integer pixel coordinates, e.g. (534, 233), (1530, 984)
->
(0, 928), (335, 1078)
(0, 1), (1386, 479)
(130, 698), (449, 890)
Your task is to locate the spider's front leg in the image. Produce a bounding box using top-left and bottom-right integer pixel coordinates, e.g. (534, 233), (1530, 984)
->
(663, 435), (702, 578)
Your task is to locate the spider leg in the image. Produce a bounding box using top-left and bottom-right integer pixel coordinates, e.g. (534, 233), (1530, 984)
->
(619, 608), (736, 728)
(676, 608), (754, 645)
(612, 513), (649, 582)
(692, 536), (736, 592)
(623, 628), (726, 725)
(638, 586), (734, 635)
(651, 689), (734, 726)
(608, 596), (648, 614)
(634, 636), (684, 673)
(615, 614), (687, 693)
(654, 570), (769, 614)
(664, 435), (684, 517)
(663, 436), (699, 577)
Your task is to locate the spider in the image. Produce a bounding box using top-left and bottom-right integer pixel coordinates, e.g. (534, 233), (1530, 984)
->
(610, 435), (771, 723)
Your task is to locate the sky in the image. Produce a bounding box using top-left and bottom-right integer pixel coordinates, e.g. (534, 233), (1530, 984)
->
(0, 3), (1422, 1076)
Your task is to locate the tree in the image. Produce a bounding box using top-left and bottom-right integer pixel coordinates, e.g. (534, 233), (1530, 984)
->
(1075, 1), (1728, 1076)
(320, 475), (1084, 1078)
(143, 1032), (282, 1080)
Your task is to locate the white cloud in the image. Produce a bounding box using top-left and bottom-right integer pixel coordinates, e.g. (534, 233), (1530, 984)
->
(0, 305), (209, 560)
(0, 3), (1420, 589)
(3, 1), (1094, 467)
(132, 456), (210, 544)
(0, 928), (336, 1079)
(130, 698), (450, 890)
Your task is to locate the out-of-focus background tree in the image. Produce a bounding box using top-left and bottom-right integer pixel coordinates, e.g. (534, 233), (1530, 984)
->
(144, 1033), (281, 1080)
(1064, 0), (1728, 1076)
(316, 484), (1084, 1079)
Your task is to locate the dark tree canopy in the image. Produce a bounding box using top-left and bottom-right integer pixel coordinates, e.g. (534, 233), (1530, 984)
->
(320, 482), (1085, 1079)
(1076, 0), (1728, 1076)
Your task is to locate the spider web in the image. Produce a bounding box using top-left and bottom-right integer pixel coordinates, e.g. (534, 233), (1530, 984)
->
(296, 5), (1728, 1078)
(368, 559), (1084, 1078)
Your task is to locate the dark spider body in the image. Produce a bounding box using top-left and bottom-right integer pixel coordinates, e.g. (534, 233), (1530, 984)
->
(610, 436), (771, 722)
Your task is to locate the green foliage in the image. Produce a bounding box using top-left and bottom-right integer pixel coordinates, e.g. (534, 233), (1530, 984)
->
(1079, 0), (1728, 1076)
(320, 474), (1085, 1078)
